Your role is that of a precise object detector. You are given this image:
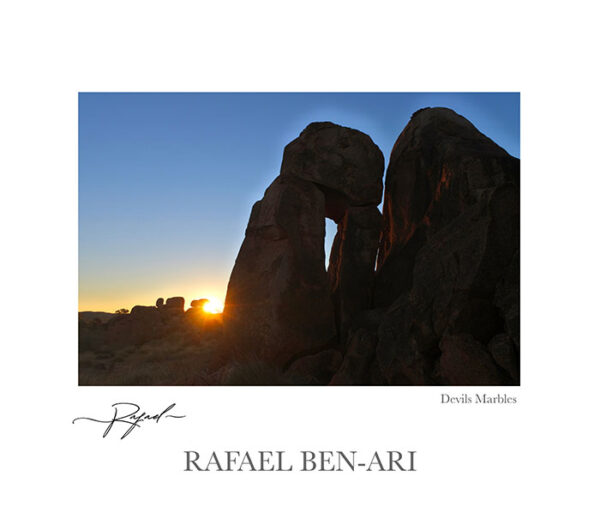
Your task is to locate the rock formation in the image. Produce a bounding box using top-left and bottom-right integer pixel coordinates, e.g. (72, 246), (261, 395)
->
(375, 107), (519, 304)
(286, 349), (343, 385)
(223, 122), (384, 367)
(373, 107), (520, 385)
(328, 205), (382, 343)
(223, 174), (337, 366)
(164, 296), (185, 312)
(100, 304), (164, 347)
(224, 108), (519, 385)
(329, 328), (379, 385)
(280, 121), (384, 208)
(81, 296), (207, 350)
(191, 298), (209, 309)
(80, 108), (520, 387)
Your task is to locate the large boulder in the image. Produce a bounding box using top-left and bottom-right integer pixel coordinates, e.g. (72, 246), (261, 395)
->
(375, 183), (519, 385)
(328, 206), (382, 342)
(222, 111), (519, 385)
(281, 122), (384, 209)
(329, 328), (378, 385)
(410, 184), (518, 342)
(488, 333), (520, 382)
(373, 108), (519, 385)
(223, 175), (337, 367)
(375, 107), (519, 306)
(102, 305), (165, 346)
(439, 333), (506, 385)
(130, 305), (160, 320)
(165, 296), (185, 312)
(223, 122), (385, 367)
(286, 349), (343, 385)
(494, 250), (520, 348)
(191, 298), (209, 309)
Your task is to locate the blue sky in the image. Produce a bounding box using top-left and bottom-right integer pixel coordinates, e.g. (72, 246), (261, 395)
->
(79, 92), (519, 312)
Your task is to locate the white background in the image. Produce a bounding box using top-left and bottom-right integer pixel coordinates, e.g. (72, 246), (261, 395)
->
(2, 1), (599, 511)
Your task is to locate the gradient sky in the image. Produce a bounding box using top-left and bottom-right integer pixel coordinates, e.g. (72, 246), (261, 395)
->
(79, 92), (520, 312)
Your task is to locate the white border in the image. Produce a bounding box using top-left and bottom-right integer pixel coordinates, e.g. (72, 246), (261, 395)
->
(2, 1), (599, 511)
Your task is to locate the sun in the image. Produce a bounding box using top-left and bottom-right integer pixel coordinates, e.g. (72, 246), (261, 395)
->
(202, 297), (224, 314)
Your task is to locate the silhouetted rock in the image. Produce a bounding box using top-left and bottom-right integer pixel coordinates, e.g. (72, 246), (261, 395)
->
(165, 296), (185, 312)
(224, 121), (385, 368)
(103, 305), (165, 346)
(376, 293), (428, 384)
(488, 333), (519, 382)
(413, 185), (517, 337)
(281, 122), (384, 209)
(159, 300), (185, 326)
(185, 299), (211, 325)
(184, 306), (203, 322)
(328, 206), (382, 342)
(184, 304), (223, 336)
(223, 175), (337, 366)
(286, 349), (343, 385)
(82, 109), (519, 386)
(439, 333), (505, 385)
(330, 328), (378, 385)
(130, 305), (159, 319)
(371, 108), (519, 385)
(494, 250), (520, 348)
(375, 107), (519, 306)
(78, 311), (115, 323)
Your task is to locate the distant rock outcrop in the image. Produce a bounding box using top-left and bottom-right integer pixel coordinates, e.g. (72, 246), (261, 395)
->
(100, 304), (164, 347)
(81, 296), (209, 350)
(165, 297), (185, 312)
(184, 299), (223, 334)
(78, 311), (115, 323)
(130, 305), (160, 320)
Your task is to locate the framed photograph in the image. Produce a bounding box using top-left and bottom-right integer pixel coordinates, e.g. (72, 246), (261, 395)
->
(5, 2), (597, 511)
(79, 92), (520, 388)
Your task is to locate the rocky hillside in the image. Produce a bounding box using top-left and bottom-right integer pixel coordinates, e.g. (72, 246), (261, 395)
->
(79, 297), (224, 385)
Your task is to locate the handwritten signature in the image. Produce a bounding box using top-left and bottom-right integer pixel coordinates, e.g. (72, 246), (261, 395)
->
(72, 402), (185, 439)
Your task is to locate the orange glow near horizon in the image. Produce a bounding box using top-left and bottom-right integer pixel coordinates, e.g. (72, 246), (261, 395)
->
(202, 297), (224, 314)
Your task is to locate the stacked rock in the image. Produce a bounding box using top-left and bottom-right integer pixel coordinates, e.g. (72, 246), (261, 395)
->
(223, 122), (384, 367)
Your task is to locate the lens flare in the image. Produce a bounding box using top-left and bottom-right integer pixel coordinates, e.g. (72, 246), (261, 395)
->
(202, 298), (224, 314)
